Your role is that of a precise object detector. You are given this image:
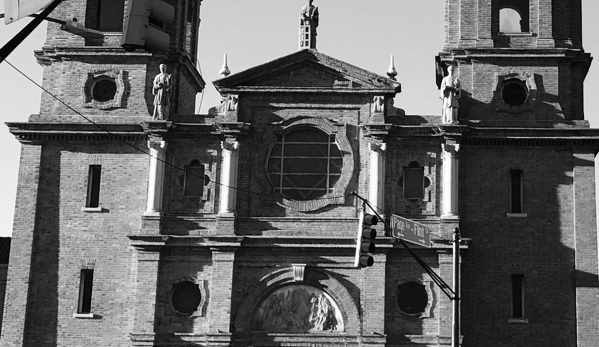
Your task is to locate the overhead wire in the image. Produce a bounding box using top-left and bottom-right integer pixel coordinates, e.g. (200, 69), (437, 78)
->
(5, 59), (354, 203)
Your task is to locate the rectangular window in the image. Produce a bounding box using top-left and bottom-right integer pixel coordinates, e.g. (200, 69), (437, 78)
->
(78, 269), (94, 314)
(510, 170), (523, 213)
(86, 165), (102, 208)
(511, 274), (524, 318)
(184, 163), (205, 197)
(403, 167), (425, 199)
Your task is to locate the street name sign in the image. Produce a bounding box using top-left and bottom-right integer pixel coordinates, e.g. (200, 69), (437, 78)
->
(390, 214), (431, 248)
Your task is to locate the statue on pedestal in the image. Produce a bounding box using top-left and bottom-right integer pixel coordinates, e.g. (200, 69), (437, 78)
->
(299, 0), (319, 49)
(440, 65), (461, 124)
(152, 64), (171, 120)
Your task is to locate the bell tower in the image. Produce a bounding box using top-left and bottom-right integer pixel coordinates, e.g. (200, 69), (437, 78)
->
(438, 0), (592, 124)
(33, 0), (205, 121)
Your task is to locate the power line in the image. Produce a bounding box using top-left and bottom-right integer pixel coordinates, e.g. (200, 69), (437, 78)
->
(6, 59), (353, 204)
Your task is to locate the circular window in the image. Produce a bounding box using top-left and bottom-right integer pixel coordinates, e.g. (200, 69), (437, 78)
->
(267, 127), (342, 201)
(501, 79), (528, 106)
(92, 78), (117, 102)
(397, 282), (428, 315)
(171, 281), (201, 314)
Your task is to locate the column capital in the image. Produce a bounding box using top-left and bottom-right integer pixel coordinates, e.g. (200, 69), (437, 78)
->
(441, 143), (460, 154)
(148, 139), (167, 151)
(221, 140), (240, 152)
(369, 142), (387, 154)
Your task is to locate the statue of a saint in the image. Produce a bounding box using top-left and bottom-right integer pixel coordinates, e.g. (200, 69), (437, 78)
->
(300, 0), (319, 28)
(152, 64), (171, 120)
(440, 65), (461, 124)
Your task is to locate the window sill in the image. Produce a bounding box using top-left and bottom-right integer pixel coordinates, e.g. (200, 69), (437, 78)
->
(82, 207), (105, 213)
(73, 313), (97, 319)
(498, 32), (535, 37)
(507, 213), (527, 218)
(508, 318), (529, 324)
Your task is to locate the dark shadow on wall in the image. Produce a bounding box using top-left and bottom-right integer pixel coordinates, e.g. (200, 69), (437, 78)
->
(458, 147), (585, 347)
(23, 145), (60, 347)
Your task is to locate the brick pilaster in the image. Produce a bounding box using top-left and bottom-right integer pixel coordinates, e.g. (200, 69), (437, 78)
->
(208, 249), (236, 334)
(0, 142), (42, 347)
(572, 151), (599, 346)
(361, 253), (387, 344)
(132, 248), (162, 335)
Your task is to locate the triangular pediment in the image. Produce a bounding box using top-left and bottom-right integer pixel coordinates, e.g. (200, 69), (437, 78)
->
(213, 49), (401, 94)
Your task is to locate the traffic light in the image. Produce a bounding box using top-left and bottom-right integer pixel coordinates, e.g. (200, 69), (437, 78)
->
(121, 0), (174, 53)
(354, 210), (378, 267)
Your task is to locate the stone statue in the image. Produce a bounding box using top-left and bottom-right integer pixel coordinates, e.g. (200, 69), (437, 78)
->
(152, 64), (171, 120)
(300, 0), (319, 28)
(440, 65), (461, 124)
(373, 96), (384, 113)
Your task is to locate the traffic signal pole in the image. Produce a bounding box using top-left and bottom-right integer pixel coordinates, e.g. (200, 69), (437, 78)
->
(452, 227), (460, 347)
(352, 192), (462, 346)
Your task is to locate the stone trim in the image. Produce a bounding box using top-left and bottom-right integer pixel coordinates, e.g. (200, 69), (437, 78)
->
(256, 116), (354, 212)
(232, 267), (360, 334)
(83, 68), (126, 109)
(492, 71), (538, 113)
(395, 278), (435, 319)
(166, 276), (209, 317)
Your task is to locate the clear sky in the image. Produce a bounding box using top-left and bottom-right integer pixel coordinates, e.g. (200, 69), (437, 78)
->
(0, 0), (598, 236)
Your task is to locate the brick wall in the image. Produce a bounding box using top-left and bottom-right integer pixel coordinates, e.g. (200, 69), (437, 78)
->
(459, 145), (581, 346)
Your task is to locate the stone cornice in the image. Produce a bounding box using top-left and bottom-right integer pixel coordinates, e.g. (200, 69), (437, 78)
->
(215, 87), (399, 94)
(440, 48), (591, 59)
(213, 49), (401, 94)
(6, 122), (146, 142)
(177, 54), (206, 92)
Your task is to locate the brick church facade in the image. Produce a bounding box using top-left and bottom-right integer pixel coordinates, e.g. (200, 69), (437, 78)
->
(2, 0), (599, 346)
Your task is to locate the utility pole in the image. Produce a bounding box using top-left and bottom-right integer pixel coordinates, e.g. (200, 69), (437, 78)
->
(452, 227), (461, 347)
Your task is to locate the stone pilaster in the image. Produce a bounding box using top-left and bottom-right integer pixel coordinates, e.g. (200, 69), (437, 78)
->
(441, 143), (460, 220)
(144, 139), (167, 216)
(368, 142), (386, 217)
(219, 140), (240, 216)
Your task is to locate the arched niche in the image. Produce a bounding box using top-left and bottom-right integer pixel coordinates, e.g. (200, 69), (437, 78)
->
(233, 267), (360, 334)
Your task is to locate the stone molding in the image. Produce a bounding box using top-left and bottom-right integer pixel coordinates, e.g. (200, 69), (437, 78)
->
(232, 266), (360, 334)
(256, 116), (354, 212)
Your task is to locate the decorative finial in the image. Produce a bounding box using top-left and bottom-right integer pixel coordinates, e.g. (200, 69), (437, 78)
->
(219, 53), (230, 77)
(387, 54), (398, 80)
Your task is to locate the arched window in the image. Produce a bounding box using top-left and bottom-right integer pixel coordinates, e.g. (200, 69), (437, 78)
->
(499, 0), (529, 33)
(500, 8), (522, 33)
